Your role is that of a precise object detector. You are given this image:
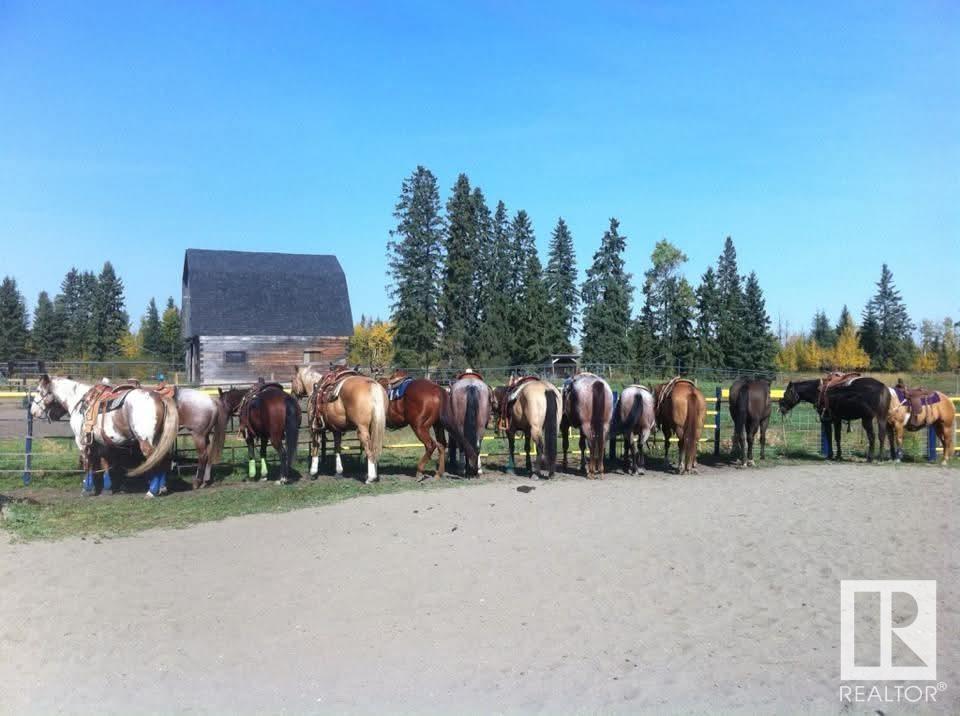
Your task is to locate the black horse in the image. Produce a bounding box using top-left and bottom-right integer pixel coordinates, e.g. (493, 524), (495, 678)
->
(729, 378), (772, 466)
(779, 377), (890, 462)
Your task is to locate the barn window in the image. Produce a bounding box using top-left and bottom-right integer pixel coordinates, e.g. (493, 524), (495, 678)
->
(224, 351), (247, 364)
(303, 350), (325, 363)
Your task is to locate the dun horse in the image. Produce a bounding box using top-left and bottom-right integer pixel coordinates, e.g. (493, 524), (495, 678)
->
(220, 383), (301, 483)
(377, 370), (447, 481)
(561, 372), (613, 479)
(292, 366), (386, 484)
(494, 377), (561, 478)
(888, 382), (955, 464)
(728, 378), (772, 466)
(30, 375), (179, 497)
(441, 371), (491, 477)
(654, 378), (706, 474)
(612, 384), (656, 474)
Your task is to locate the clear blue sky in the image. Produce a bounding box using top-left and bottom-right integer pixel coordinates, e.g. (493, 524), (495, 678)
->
(1, 1), (956, 339)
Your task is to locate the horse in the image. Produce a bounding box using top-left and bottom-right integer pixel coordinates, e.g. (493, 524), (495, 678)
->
(560, 372), (613, 479)
(779, 376), (890, 462)
(377, 371), (447, 481)
(612, 384), (655, 475)
(653, 378), (706, 475)
(219, 383), (301, 483)
(441, 371), (491, 477)
(728, 378), (772, 467)
(887, 383), (955, 464)
(292, 366), (386, 484)
(30, 375), (179, 497)
(173, 387), (229, 489)
(493, 377), (561, 478)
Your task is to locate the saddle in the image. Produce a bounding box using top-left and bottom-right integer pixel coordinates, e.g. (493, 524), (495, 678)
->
(238, 381), (285, 438)
(150, 382), (177, 401)
(308, 368), (360, 430)
(654, 377), (695, 414)
(79, 383), (140, 446)
(456, 369), (484, 381)
(498, 375), (540, 432)
(817, 372), (861, 416)
(894, 383), (941, 428)
(386, 373), (415, 401)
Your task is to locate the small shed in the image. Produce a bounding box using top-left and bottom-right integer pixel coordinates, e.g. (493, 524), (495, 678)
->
(182, 249), (353, 384)
(544, 353), (581, 378)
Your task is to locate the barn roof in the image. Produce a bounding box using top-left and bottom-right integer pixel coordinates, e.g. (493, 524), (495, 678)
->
(182, 249), (353, 337)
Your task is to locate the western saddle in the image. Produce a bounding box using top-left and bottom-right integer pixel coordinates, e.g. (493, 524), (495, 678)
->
(497, 374), (540, 433)
(894, 380), (941, 428)
(237, 379), (284, 438)
(78, 380), (176, 447)
(817, 372), (861, 416)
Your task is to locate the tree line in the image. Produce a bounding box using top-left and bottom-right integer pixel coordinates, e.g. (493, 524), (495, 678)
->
(0, 264), (183, 366)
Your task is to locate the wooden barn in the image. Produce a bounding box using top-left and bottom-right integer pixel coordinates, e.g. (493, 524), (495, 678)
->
(182, 249), (353, 384)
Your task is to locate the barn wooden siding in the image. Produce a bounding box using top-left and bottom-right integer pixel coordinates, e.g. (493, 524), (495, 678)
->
(196, 335), (349, 384)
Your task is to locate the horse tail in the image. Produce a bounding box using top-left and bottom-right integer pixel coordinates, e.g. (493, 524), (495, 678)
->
(625, 389), (644, 435)
(128, 392), (179, 477)
(590, 380), (606, 462)
(681, 390), (701, 471)
(464, 385), (480, 463)
(544, 388), (558, 468)
(368, 382), (386, 465)
(284, 395), (301, 472)
(208, 399), (229, 465)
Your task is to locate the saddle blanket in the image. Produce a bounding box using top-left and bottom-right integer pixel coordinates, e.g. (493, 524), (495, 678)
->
(388, 377), (414, 401)
(894, 388), (941, 408)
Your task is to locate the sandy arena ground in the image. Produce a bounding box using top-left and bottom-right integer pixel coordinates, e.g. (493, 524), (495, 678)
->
(1, 462), (957, 714)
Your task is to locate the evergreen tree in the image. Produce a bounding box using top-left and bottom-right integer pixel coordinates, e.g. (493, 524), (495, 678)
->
(60, 268), (86, 358)
(387, 166), (444, 367)
(29, 291), (66, 359)
(475, 200), (514, 365)
(160, 297), (183, 366)
(835, 305), (853, 337)
(466, 187), (494, 363)
(140, 298), (163, 357)
(636, 240), (696, 370)
(513, 246), (552, 364)
(0, 277), (29, 358)
(581, 218), (633, 364)
(693, 266), (723, 367)
(543, 217), (579, 353)
(715, 236), (748, 369)
(89, 261), (129, 360)
(439, 174), (477, 365)
(811, 310), (836, 348)
(741, 272), (777, 370)
(859, 264), (915, 370)
(506, 210), (537, 362)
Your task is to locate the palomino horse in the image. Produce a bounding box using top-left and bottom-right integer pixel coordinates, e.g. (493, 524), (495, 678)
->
(612, 384), (655, 474)
(30, 375), (179, 497)
(561, 372), (613, 479)
(728, 378), (772, 466)
(219, 384), (301, 483)
(441, 371), (491, 477)
(779, 376), (890, 462)
(292, 366), (386, 484)
(494, 377), (562, 478)
(174, 387), (229, 489)
(887, 383), (955, 464)
(654, 378), (706, 474)
(377, 371), (447, 481)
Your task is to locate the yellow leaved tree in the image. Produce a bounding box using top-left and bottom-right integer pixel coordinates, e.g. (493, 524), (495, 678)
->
(348, 317), (395, 373)
(827, 316), (870, 370)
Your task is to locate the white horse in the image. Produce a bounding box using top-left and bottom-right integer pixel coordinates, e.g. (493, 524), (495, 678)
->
(31, 375), (179, 497)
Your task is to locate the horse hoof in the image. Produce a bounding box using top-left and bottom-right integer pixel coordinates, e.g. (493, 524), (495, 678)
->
(144, 492), (155, 499)
(159, 487), (168, 495)
(364, 477), (378, 485)
(746, 460), (756, 468)
(259, 477), (269, 482)
(81, 489), (94, 498)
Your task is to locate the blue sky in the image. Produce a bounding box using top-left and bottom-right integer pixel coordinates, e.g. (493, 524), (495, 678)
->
(1, 1), (957, 339)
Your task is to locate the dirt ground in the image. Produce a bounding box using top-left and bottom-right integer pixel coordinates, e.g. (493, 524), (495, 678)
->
(1, 462), (957, 715)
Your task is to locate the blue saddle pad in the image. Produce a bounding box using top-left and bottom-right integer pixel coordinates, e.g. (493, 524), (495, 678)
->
(388, 377), (414, 401)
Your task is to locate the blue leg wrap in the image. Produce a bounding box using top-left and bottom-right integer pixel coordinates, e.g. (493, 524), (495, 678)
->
(149, 476), (161, 495)
(83, 471), (94, 492)
(103, 470), (112, 492)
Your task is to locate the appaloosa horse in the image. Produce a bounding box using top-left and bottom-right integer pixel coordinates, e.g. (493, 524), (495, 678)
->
(779, 375), (890, 462)
(173, 387), (229, 489)
(561, 372), (613, 479)
(494, 376), (561, 478)
(31, 375), (179, 497)
(728, 377), (772, 466)
(219, 383), (301, 484)
(654, 378), (706, 475)
(441, 370), (492, 477)
(377, 371), (447, 481)
(887, 381), (955, 464)
(612, 384), (656, 475)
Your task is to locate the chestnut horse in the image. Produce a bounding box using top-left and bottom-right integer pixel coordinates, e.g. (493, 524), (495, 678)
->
(219, 384), (301, 484)
(441, 371), (491, 477)
(887, 384), (955, 464)
(561, 372), (613, 479)
(612, 384), (656, 475)
(494, 378), (561, 478)
(292, 366), (386, 484)
(654, 378), (706, 474)
(377, 371), (447, 481)
(728, 378), (772, 467)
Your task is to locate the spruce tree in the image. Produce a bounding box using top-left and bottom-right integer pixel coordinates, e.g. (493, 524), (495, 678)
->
(581, 218), (633, 364)
(475, 201), (514, 365)
(387, 166), (444, 367)
(835, 305), (853, 337)
(694, 266), (723, 367)
(637, 240), (695, 370)
(859, 264), (915, 370)
(0, 277), (29, 359)
(160, 297), (183, 366)
(741, 272), (777, 371)
(715, 236), (748, 369)
(30, 291), (66, 359)
(439, 174), (477, 365)
(513, 247), (551, 365)
(506, 210), (537, 362)
(140, 298), (163, 357)
(466, 187), (493, 363)
(60, 268), (86, 358)
(811, 310), (836, 348)
(89, 261), (128, 360)
(543, 217), (579, 354)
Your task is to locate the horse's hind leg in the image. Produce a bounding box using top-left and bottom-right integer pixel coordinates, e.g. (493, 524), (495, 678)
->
(876, 416), (887, 463)
(505, 430), (517, 474)
(356, 425), (378, 484)
(246, 438), (256, 480)
(433, 423), (447, 478)
(862, 418), (875, 462)
(270, 432), (289, 484)
(746, 423), (757, 467)
(333, 431), (344, 476)
(309, 430), (320, 477)
(579, 432), (588, 475)
(662, 426), (672, 471)
(561, 417), (569, 470)
(759, 418), (769, 461)
(937, 421), (951, 465)
(623, 432), (634, 474)
(259, 437), (270, 480)
(412, 422), (436, 481)
(524, 431), (532, 475)
(192, 434), (207, 489)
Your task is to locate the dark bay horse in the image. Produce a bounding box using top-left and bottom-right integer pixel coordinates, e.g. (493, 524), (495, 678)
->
(728, 378), (771, 466)
(561, 373), (613, 479)
(220, 384), (301, 484)
(493, 378), (561, 478)
(654, 378), (706, 475)
(612, 384), (656, 474)
(779, 376), (890, 462)
(377, 371), (447, 481)
(441, 371), (491, 477)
